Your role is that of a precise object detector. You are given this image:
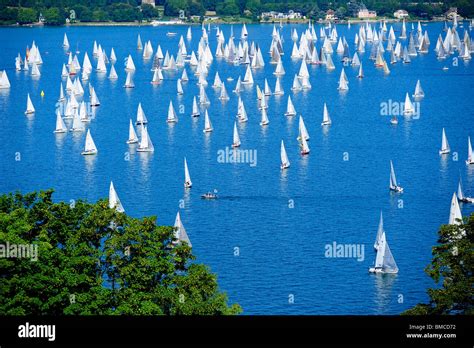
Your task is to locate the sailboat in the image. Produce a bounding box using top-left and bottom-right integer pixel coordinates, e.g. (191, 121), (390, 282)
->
(167, 101), (178, 123)
(439, 128), (450, 155)
(373, 211), (384, 250)
(126, 119), (139, 144)
(0, 70), (11, 89)
(177, 79), (184, 95)
(260, 108), (269, 126)
(109, 181), (124, 213)
(242, 65), (254, 84)
(191, 96), (200, 117)
(25, 93), (35, 114)
(123, 71), (134, 88)
(337, 70), (349, 90)
(137, 125), (154, 152)
(135, 103), (148, 125)
(173, 212), (192, 247)
(274, 77), (284, 95)
(467, 136), (474, 165)
(81, 129), (98, 155)
(232, 122), (241, 148)
(403, 93), (415, 115)
(300, 135), (310, 155)
(458, 177), (474, 203)
(412, 80), (424, 98)
(109, 64), (118, 79)
(357, 63), (364, 78)
(281, 140), (290, 169)
(70, 110), (85, 132)
(203, 110), (213, 132)
(297, 116), (310, 141)
(63, 33), (70, 48)
(369, 230), (399, 274)
(284, 96), (296, 116)
(320, 103), (332, 126)
(389, 160), (403, 193)
(184, 158), (192, 188)
(53, 109), (67, 133)
(448, 192), (463, 225)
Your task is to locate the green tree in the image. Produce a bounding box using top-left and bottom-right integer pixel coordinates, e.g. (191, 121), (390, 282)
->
(141, 3), (159, 19)
(164, 0), (188, 16)
(44, 7), (64, 25)
(403, 215), (474, 315)
(216, 0), (240, 16)
(17, 7), (37, 24)
(92, 9), (109, 22)
(0, 190), (241, 315)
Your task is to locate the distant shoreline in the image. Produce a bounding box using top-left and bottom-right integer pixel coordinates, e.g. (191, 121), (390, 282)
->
(0, 18), (457, 28)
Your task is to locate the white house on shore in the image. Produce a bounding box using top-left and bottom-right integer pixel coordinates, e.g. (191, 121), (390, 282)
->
(394, 9), (409, 19)
(261, 10), (302, 20)
(358, 8), (377, 19)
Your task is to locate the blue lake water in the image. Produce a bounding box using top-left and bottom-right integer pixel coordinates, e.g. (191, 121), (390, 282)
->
(0, 22), (473, 315)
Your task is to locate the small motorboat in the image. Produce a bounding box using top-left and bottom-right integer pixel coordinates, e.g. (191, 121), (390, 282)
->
(166, 32), (177, 37)
(201, 192), (217, 200)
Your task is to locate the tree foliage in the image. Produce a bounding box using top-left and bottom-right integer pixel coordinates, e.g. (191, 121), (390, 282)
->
(0, 0), (473, 24)
(403, 215), (474, 315)
(0, 190), (241, 315)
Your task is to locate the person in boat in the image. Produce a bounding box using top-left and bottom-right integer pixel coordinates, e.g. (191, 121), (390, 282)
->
(185, 181), (191, 187)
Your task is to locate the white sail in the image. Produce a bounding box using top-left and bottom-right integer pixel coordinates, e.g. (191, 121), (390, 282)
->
(31, 63), (41, 76)
(53, 109), (67, 133)
(448, 192), (463, 225)
(457, 179), (465, 201)
(25, 93), (35, 114)
(374, 211), (384, 250)
(167, 101), (178, 123)
(281, 140), (290, 169)
(389, 160), (403, 192)
(203, 110), (213, 132)
(137, 125), (154, 152)
(70, 110), (85, 131)
(371, 231), (398, 273)
(63, 33), (70, 48)
(232, 122), (241, 147)
(109, 181), (124, 213)
(298, 116), (310, 141)
(285, 96), (296, 116)
(110, 48), (117, 62)
(191, 96), (200, 116)
(124, 71), (134, 88)
(187, 27), (192, 40)
(219, 82), (229, 101)
(177, 79), (184, 95)
(300, 134), (310, 154)
(127, 119), (139, 144)
(413, 79), (424, 98)
(321, 103), (331, 125)
(213, 72), (222, 88)
(337, 69), (349, 90)
(259, 106), (269, 125)
(82, 129), (98, 155)
(439, 128), (450, 154)
(291, 75), (302, 91)
(403, 93), (414, 115)
(126, 54), (136, 71)
(467, 136), (474, 164)
(242, 65), (254, 84)
(79, 101), (89, 122)
(173, 212), (192, 247)
(90, 87), (100, 106)
(136, 103), (148, 125)
(0, 70), (11, 89)
(274, 59), (286, 75)
(184, 158), (192, 188)
(274, 77), (284, 95)
(109, 65), (118, 79)
(264, 79), (272, 95)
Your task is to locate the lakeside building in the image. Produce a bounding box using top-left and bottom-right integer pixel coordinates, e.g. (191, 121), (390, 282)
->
(261, 10), (302, 20)
(394, 9), (409, 19)
(358, 8), (377, 19)
(326, 9), (336, 21)
(141, 0), (155, 7)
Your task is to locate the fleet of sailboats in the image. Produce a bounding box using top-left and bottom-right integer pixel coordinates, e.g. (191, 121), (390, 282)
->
(6, 19), (474, 275)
